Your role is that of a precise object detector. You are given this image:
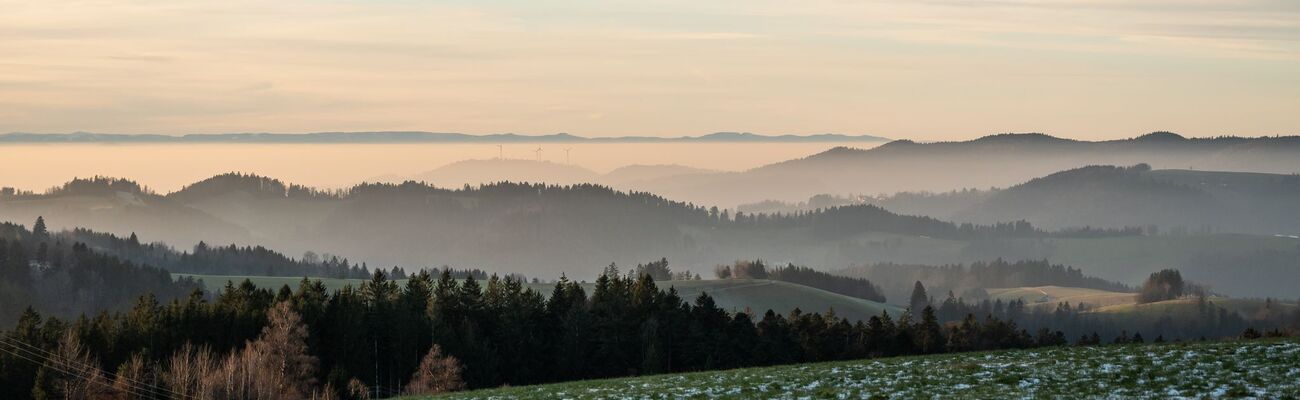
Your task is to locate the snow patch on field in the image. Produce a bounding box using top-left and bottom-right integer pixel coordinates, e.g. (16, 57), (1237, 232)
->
(439, 340), (1300, 400)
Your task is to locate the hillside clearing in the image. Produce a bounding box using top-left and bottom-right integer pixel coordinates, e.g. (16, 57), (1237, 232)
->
(407, 339), (1300, 399)
(987, 285), (1135, 309)
(1092, 297), (1299, 318)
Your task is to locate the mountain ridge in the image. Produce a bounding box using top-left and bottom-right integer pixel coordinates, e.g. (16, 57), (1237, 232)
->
(622, 132), (1300, 207)
(0, 131), (890, 143)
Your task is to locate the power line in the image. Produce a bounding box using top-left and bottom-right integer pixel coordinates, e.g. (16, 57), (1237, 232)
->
(0, 336), (187, 400)
(0, 337), (171, 400)
(0, 342), (156, 399)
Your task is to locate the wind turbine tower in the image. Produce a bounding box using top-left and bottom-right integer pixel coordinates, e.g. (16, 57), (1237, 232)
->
(534, 147), (543, 162)
(564, 148), (572, 164)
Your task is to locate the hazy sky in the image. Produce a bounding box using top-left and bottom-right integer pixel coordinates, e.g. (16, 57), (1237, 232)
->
(2, 0), (1298, 141)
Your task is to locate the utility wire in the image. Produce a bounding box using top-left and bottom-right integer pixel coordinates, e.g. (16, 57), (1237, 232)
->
(0, 337), (168, 400)
(0, 336), (188, 400)
(0, 336), (173, 399)
(0, 342), (159, 399)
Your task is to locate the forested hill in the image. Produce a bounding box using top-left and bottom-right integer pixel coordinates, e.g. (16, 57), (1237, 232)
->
(0, 177), (252, 248)
(622, 132), (1300, 207)
(0, 222), (200, 325)
(0, 174), (1130, 279)
(863, 165), (1300, 235)
(957, 165), (1300, 234)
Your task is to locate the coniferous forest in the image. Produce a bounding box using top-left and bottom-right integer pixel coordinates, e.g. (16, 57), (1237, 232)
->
(2, 221), (1297, 398)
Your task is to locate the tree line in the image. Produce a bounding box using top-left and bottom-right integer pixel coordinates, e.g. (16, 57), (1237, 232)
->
(6, 268), (1292, 399)
(714, 260), (887, 302)
(29, 175), (1142, 241)
(0, 265), (1078, 399)
(845, 259), (1132, 302)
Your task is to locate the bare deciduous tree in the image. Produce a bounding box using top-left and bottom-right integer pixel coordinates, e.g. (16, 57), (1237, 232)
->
(49, 331), (112, 400)
(162, 343), (218, 399)
(403, 344), (465, 396)
(347, 378), (371, 400)
(207, 301), (323, 400)
(113, 353), (156, 400)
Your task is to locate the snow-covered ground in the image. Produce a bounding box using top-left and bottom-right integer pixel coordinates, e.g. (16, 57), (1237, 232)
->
(428, 339), (1300, 399)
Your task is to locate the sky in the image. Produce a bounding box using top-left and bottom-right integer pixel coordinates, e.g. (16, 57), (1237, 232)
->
(2, 0), (1298, 141)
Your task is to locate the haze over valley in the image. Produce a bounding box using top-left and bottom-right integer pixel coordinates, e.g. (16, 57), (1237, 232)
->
(3, 0), (1299, 397)
(4, 132), (1299, 299)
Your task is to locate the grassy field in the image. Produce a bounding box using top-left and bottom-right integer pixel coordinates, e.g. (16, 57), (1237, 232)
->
(405, 339), (1300, 399)
(828, 231), (1298, 298)
(1092, 297), (1299, 318)
(175, 275), (900, 322)
(985, 285), (1298, 319)
(987, 286), (1136, 310)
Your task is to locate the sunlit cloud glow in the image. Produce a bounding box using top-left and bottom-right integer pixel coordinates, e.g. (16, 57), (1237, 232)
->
(1, 0), (1297, 140)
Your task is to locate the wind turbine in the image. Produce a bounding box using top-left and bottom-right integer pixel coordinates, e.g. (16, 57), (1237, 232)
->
(534, 147), (543, 162)
(564, 148), (573, 164)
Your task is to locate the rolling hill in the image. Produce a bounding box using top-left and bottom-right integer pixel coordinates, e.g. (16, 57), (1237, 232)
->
(954, 165), (1300, 235)
(4, 172), (1299, 297)
(987, 284), (1296, 324)
(1091, 297), (1299, 320)
(2, 168), (1300, 297)
(0, 174), (1063, 279)
(986, 286), (1136, 310)
(842, 165), (1300, 237)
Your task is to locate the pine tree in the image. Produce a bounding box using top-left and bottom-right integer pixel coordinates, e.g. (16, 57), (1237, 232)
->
(915, 306), (944, 354)
(908, 281), (930, 314)
(31, 217), (48, 239)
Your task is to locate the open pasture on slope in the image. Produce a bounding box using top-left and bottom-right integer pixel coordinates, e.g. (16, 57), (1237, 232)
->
(987, 286), (1136, 310)
(411, 339), (1300, 399)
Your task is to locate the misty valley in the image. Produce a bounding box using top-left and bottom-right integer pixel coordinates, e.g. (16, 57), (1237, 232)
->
(8, 0), (1300, 395)
(1, 132), (1298, 399)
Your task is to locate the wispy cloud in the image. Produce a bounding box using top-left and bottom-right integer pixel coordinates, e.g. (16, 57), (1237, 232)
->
(0, 0), (1296, 139)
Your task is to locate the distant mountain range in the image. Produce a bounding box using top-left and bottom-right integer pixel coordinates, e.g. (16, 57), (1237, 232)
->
(849, 164), (1300, 236)
(618, 132), (1300, 207)
(0, 131), (890, 143)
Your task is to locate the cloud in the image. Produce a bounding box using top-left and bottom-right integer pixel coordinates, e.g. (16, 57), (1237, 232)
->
(0, 0), (1296, 138)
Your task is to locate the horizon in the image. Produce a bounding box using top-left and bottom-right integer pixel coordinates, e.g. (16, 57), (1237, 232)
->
(4, 130), (1297, 142)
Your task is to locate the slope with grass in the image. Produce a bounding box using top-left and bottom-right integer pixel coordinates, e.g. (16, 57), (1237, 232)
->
(987, 285), (1298, 320)
(1092, 297), (1299, 319)
(987, 286), (1136, 310)
(407, 339), (1300, 399)
(179, 275), (901, 322)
